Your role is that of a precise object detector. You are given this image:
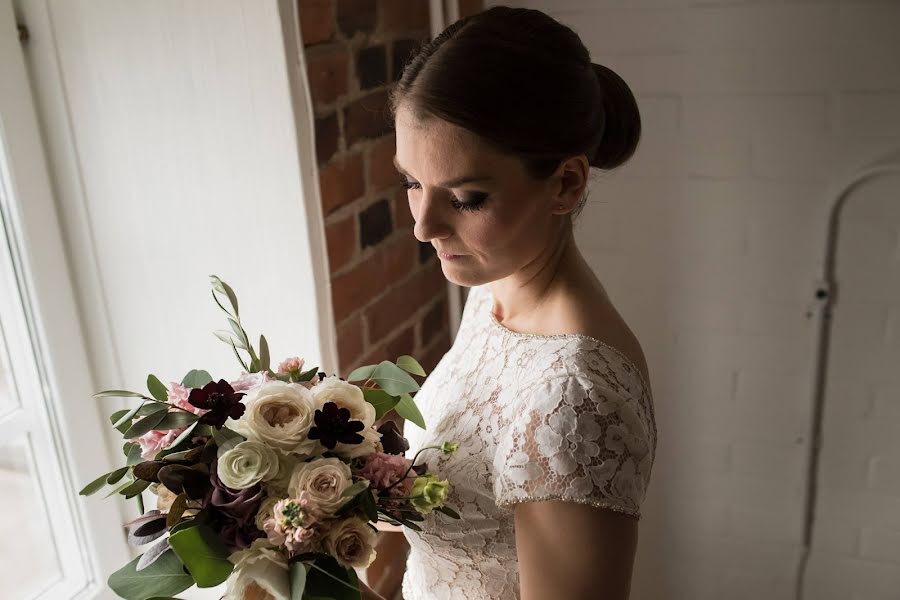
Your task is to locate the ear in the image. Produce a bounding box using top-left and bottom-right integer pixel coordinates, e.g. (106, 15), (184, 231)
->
(550, 154), (590, 215)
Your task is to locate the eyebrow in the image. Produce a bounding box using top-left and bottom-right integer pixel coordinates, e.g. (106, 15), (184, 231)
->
(393, 156), (494, 188)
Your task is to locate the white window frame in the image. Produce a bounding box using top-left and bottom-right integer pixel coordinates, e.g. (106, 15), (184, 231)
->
(1, 1), (129, 599)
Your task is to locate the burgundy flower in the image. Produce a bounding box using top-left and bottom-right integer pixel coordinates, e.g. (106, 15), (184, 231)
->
(188, 379), (246, 428)
(307, 401), (365, 449)
(208, 459), (264, 523)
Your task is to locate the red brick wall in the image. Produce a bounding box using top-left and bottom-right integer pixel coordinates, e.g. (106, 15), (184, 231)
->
(298, 0), (481, 377)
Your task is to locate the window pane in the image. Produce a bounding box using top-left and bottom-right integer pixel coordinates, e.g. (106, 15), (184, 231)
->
(0, 437), (63, 597)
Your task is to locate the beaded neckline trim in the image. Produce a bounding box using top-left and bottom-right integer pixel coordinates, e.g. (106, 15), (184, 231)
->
(483, 286), (652, 396)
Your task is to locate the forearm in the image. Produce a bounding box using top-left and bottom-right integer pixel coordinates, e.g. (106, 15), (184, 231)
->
(365, 531), (409, 599)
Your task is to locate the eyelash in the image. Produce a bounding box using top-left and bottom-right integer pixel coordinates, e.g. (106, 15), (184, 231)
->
(399, 178), (488, 212)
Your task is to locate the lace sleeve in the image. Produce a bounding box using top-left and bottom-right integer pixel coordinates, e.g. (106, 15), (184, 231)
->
(492, 372), (654, 519)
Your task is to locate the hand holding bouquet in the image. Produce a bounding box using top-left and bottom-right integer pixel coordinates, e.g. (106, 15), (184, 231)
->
(80, 276), (459, 600)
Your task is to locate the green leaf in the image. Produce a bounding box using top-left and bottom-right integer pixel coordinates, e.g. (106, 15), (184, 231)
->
(181, 369), (214, 388)
(304, 555), (361, 600)
(212, 427), (244, 456)
(80, 471), (113, 496)
(361, 388), (400, 421)
(155, 412), (199, 431)
(214, 330), (246, 350)
(107, 466), (130, 485)
(168, 524), (233, 588)
(227, 318), (247, 348)
(394, 393), (426, 430)
(290, 561), (307, 600)
(259, 335), (270, 373)
(127, 443), (145, 466)
(105, 478), (136, 498)
(167, 422), (199, 450)
(110, 409), (131, 427)
(435, 505), (461, 519)
(297, 366), (320, 382)
(138, 402), (170, 417)
(346, 364), (376, 382)
(341, 480), (370, 498)
(108, 549), (193, 600)
(112, 403), (146, 429)
(123, 408), (170, 439)
(396, 355), (426, 377)
(369, 361), (420, 396)
(123, 442), (138, 457)
(147, 375), (169, 403)
(220, 280), (240, 317)
(229, 339), (250, 372)
(361, 489), (378, 522)
(94, 389), (147, 399)
(121, 479), (152, 498)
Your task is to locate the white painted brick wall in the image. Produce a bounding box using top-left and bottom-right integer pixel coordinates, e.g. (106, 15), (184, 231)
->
(488, 1), (900, 598)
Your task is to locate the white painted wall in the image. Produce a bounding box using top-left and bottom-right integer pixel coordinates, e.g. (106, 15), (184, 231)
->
(16, 0), (332, 597)
(488, 1), (900, 599)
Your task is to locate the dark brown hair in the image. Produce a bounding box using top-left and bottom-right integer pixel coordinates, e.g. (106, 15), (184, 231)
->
(389, 5), (641, 220)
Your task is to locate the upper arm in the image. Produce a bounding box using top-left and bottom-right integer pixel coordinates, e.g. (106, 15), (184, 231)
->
(514, 499), (638, 600)
(492, 372), (655, 599)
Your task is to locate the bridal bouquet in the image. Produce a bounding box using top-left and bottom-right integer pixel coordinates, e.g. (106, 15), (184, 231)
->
(80, 275), (459, 600)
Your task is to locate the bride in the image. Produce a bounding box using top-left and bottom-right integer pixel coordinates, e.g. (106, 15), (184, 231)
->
(360, 5), (657, 600)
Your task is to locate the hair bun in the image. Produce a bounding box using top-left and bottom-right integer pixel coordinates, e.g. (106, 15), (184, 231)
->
(590, 63), (642, 170)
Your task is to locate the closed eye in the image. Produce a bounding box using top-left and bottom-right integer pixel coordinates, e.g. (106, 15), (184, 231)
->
(400, 178), (488, 212)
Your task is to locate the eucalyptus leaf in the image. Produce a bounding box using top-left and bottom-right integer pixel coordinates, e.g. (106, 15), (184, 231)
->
(346, 364), (376, 382)
(155, 412), (199, 431)
(167, 494), (188, 528)
(80, 471), (112, 496)
(220, 280), (240, 317)
(435, 505), (461, 519)
(396, 355), (426, 377)
(361, 388), (400, 421)
(230, 339), (249, 372)
(105, 478), (136, 498)
(107, 466), (130, 485)
(147, 375), (169, 403)
(122, 479), (152, 499)
(113, 403), (147, 430)
(136, 536), (171, 571)
(108, 549), (193, 600)
(123, 408), (170, 439)
(214, 330), (245, 350)
(168, 524), (233, 588)
(166, 422), (198, 450)
(212, 427), (244, 456)
(259, 335), (270, 373)
(137, 402), (170, 417)
(394, 393), (426, 430)
(127, 443), (145, 466)
(369, 361), (420, 396)
(94, 389), (147, 399)
(110, 409), (131, 427)
(228, 318), (247, 348)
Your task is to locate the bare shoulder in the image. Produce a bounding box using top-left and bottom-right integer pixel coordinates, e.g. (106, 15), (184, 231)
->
(555, 288), (651, 387)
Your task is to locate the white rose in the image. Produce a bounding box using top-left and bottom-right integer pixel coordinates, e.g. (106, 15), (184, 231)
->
(287, 457), (353, 516)
(323, 517), (378, 570)
(312, 376), (376, 428)
(217, 441), (280, 489)
(224, 538), (289, 600)
(332, 425), (382, 459)
(231, 381), (320, 455)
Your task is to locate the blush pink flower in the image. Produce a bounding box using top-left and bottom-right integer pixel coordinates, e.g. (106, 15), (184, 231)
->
(277, 357), (305, 375)
(264, 494), (324, 554)
(358, 452), (413, 490)
(167, 382), (207, 416)
(133, 427), (184, 460)
(230, 371), (274, 393)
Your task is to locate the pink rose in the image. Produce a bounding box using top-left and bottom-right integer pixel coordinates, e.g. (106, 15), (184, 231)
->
(277, 357), (305, 375)
(358, 452), (413, 491)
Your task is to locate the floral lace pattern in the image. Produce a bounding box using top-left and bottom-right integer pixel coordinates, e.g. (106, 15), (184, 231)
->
(401, 284), (657, 600)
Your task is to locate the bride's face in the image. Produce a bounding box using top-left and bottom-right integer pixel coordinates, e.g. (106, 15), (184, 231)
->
(393, 105), (563, 287)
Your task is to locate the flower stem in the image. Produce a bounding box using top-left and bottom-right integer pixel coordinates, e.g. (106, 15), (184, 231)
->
(382, 446), (442, 494)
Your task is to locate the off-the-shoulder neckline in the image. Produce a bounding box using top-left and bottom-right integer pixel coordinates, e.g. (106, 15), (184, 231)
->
(478, 285), (651, 396)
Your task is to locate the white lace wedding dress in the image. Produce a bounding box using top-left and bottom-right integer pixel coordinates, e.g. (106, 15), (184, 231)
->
(400, 284), (658, 600)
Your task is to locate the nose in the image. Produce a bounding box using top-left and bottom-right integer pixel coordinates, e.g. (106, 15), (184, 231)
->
(411, 189), (452, 243)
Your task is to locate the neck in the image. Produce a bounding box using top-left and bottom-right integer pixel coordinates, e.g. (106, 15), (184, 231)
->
(488, 223), (592, 324)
